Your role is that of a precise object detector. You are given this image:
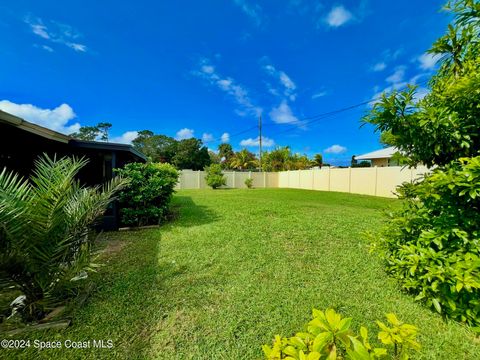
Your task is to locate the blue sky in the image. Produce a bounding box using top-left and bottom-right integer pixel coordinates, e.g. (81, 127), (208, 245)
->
(0, 0), (449, 165)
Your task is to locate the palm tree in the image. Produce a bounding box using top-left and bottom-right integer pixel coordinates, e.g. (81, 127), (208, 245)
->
(0, 155), (125, 321)
(230, 149), (257, 170)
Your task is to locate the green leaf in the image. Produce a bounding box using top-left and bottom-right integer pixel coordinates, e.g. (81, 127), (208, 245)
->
(432, 298), (442, 313)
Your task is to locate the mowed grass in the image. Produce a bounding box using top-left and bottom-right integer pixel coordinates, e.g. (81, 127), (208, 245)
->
(4, 189), (480, 359)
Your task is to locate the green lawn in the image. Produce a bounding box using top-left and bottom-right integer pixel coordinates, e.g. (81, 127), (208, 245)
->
(5, 189), (480, 359)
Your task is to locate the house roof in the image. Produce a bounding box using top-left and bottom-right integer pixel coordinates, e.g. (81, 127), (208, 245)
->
(0, 109), (71, 143)
(355, 146), (397, 160)
(0, 109), (147, 161)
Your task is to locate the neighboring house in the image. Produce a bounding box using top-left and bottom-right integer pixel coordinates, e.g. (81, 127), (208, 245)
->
(0, 109), (146, 230)
(354, 146), (399, 167)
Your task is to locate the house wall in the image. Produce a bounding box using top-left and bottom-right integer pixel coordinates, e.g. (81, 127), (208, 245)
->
(371, 158), (389, 167)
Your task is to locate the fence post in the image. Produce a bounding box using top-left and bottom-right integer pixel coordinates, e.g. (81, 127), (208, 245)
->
(197, 170), (201, 189)
(263, 172), (267, 188)
(348, 167), (352, 193)
(311, 169), (315, 190)
(374, 166), (378, 196)
(232, 171), (236, 188)
(327, 167), (331, 191)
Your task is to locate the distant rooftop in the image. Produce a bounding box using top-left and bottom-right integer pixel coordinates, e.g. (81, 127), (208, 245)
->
(355, 146), (397, 160)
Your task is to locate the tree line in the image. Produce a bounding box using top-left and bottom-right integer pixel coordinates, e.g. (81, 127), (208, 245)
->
(69, 126), (340, 171)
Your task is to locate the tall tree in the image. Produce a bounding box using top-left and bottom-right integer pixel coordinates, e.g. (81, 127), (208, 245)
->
(313, 153), (323, 167)
(70, 122), (112, 142)
(97, 122), (112, 142)
(132, 131), (177, 163)
(172, 138), (211, 170)
(70, 126), (100, 141)
(218, 143), (235, 169)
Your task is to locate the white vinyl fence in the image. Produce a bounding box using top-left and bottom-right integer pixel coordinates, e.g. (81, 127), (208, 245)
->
(176, 166), (429, 198)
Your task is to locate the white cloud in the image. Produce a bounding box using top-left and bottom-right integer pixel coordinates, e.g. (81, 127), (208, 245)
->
(195, 58), (262, 117)
(279, 71), (296, 91)
(31, 23), (50, 39)
(269, 100), (299, 124)
(386, 66), (406, 84)
(372, 62), (386, 72)
(325, 5), (353, 27)
(263, 63), (297, 100)
(202, 133), (214, 142)
(417, 53), (441, 70)
(240, 136), (275, 147)
(324, 144), (347, 154)
(41, 45), (54, 52)
(25, 16), (88, 53)
(312, 91), (327, 99)
(233, 0), (262, 25)
(67, 43), (87, 52)
(111, 131), (139, 144)
(221, 132), (230, 143)
(175, 128), (195, 140)
(0, 100), (80, 134)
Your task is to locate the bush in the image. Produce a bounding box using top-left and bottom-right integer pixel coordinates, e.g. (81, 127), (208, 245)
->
(0, 155), (124, 322)
(374, 156), (480, 326)
(262, 308), (420, 360)
(245, 177), (253, 189)
(205, 164), (226, 189)
(116, 162), (178, 227)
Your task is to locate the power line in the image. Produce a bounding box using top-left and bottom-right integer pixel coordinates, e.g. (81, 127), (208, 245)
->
(203, 79), (430, 145)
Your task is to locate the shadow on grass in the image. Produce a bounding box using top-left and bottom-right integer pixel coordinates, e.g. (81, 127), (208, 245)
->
(169, 195), (220, 228)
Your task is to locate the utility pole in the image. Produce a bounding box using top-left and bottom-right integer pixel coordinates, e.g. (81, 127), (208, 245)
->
(258, 115), (262, 170)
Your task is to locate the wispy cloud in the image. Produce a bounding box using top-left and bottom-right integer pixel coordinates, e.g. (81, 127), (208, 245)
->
(194, 58), (262, 117)
(372, 65), (431, 103)
(233, 0), (262, 26)
(240, 136), (275, 147)
(312, 90), (328, 99)
(325, 5), (353, 27)
(263, 63), (297, 101)
(386, 66), (407, 84)
(417, 53), (441, 70)
(176, 128), (195, 140)
(0, 100), (80, 134)
(324, 144), (347, 154)
(221, 132), (230, 143)
(370, 48), (403, 72)
(25, 16), (88, 53)
(371, 62), (386, 72)
(269, 100), (300, 125)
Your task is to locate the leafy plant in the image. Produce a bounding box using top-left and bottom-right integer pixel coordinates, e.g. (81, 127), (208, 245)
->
(245, 177), (253, 189)
(205, 164), (226, 189)
(115, 162), (178, 227)
(0, 155), (125, 321)
(262, 309), (419, 360)
(375, 157), (480, 325)
(230, 149), (258, 170)
(363, 0), (480, 326)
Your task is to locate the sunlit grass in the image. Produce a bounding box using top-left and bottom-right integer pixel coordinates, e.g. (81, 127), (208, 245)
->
(5, 189), (480, 359)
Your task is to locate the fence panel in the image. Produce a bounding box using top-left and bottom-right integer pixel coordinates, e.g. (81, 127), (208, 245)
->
(175, 166), (429, 198)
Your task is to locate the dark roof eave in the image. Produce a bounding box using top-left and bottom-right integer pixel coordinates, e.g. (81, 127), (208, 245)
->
(69, 140), (147, 161)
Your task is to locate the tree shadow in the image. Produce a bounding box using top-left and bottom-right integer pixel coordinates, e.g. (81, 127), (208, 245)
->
(168, 195), (220, 228)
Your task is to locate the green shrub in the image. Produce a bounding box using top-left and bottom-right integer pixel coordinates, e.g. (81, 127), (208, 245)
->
(116, 162), (178, 227)
(245, 177), (253, 189)
(262, 308), (420, 360)
(0, 155), (124, 321)
(373, 156), (480, 326)
(205, 164), (226, 189)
